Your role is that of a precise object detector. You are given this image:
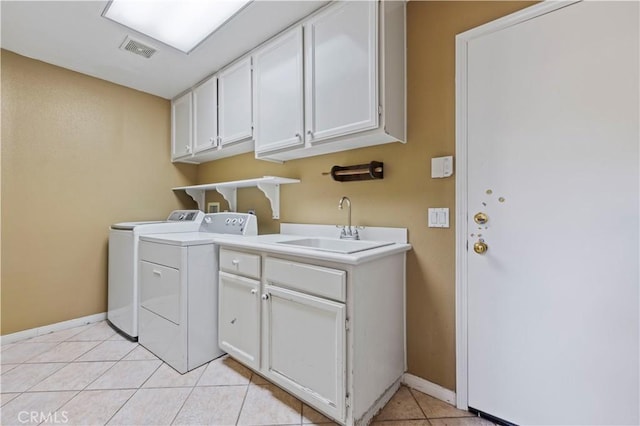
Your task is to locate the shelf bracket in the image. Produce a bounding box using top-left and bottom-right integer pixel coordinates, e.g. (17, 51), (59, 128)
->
(257, 182), (280, 219)
(184, 189), (205, 211)
(215, 186), (237, 212)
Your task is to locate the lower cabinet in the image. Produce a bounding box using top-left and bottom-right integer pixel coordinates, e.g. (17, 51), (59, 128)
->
(218, 247), (406, 426)
(218, 271), (261, 370)
(265, 285), (346, 421)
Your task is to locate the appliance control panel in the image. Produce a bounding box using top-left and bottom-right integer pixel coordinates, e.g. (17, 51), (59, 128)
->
(167, 210), (205, 222)
(200, 213), (258, 236)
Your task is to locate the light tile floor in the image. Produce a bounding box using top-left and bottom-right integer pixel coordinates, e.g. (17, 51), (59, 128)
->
(0, 321), (493, 426)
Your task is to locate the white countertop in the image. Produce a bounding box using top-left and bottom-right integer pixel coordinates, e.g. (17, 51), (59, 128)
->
(218, 234), (411, 265)
(140, 223), (412, 264)
(140, 232), (411, 264)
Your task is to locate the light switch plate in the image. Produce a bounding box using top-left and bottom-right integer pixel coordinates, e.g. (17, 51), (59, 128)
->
(428, 208), (450, 228)
(431, 156), (454, 178)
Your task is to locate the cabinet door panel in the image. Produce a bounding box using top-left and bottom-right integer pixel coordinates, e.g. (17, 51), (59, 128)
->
(253, 26), (305, 155)
(265, 285), (346, 421)
(219, 58), (253, 146)
(304, 1), (378, 143)
(219, 271), (261, 369)
(193, 76), (218, 153)
(171, 92), (192, 159)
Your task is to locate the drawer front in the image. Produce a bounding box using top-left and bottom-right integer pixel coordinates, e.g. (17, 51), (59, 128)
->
(264, 258), (346, 302)
(140, 261), (181, 325)
(139, 241), (183, 269)
(220, 249), (261, 279)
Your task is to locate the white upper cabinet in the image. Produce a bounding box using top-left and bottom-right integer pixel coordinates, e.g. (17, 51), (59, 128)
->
(255, 0), (405, 162)
(171, 63), (255, 164)
(192, 75), (218, 154)
(304, 1), (378, 144)
(253, 26), (305, 156)
(171, 1), (405, 164)
(171, 92), (193, 160)
(219, 57), (253, 146)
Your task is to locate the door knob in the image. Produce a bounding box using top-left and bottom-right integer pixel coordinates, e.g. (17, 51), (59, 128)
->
(474, 212), (488, 225)
(473, 241), (488, 254)
(261, 294), (270, 300)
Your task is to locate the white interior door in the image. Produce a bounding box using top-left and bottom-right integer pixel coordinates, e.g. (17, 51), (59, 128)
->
(460, 2), (639, 425)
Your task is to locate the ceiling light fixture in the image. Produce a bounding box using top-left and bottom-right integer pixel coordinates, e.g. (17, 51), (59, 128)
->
(102, 0), (252, 54)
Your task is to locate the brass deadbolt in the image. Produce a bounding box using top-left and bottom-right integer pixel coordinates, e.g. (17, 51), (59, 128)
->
(474, 212), (488, 225)
(473, 241), (488, 254)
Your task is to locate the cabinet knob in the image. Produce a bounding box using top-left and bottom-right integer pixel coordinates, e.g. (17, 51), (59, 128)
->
(251, 289), (257, 295)
(209, 137), (214, 143)
(295, 133), (302, 141)
(261, 294), (270, 300)
(231, 259), (240, 266)
(307, 130), (314, 138)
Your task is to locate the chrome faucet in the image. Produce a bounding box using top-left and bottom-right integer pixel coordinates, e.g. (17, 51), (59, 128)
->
(338, 196), (359, 240)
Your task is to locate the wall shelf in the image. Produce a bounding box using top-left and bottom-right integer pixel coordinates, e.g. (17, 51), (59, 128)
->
(173, 176), (300, 219)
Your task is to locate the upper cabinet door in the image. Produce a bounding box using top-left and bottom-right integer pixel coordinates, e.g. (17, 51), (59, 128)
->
(219, 57), (253, 146)
(253, 26), (305, 156)
(171, 92), (193, 159)
(192, 75), (218, 154)
(304, 1), (378, 144)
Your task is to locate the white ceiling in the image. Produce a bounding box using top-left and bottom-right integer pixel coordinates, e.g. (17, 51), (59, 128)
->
(1, 0), (328, 99)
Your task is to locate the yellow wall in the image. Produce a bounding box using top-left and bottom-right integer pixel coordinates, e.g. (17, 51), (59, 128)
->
(0, 1), (535, 391)
(0, 50), (197, 335)
(199, 1), (535, 390)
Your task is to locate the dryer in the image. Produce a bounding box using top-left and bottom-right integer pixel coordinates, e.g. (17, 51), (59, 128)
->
(108, 210), (204, 340)
(137, 212), (257, 373)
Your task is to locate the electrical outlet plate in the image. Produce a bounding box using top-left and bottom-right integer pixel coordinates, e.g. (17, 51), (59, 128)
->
(431, 156), (454, 178)
(428, 208), (449, 228)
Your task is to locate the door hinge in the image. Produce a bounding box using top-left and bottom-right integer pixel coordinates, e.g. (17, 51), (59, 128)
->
(345, 393), (351, 408)
(378, 105), (383, 116)
(345, 318), (350, 332)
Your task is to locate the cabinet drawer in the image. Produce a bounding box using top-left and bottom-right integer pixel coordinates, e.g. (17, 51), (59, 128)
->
(264, 258), (346, 302)
(220, 249), (261, 279)
(139, 241), (183, 269)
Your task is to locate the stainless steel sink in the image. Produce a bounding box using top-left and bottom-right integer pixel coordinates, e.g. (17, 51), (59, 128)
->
(276, 237), (394, 254)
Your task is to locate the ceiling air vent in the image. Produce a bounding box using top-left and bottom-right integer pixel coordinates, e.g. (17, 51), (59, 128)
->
(119, 36), (156, 59)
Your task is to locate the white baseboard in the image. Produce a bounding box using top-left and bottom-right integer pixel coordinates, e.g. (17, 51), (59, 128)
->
(402, 373), (457, 405)
(1, 312), (107, 345)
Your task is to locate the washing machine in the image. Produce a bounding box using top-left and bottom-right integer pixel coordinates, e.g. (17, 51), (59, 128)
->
(107, 210), (204, 340)
(137, 212), (257, 373)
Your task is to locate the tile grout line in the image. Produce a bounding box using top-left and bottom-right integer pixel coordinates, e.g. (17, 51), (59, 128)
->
(407, 386), (431, 421)
(234, 374), (254, 426)
(21, 362), (71, 393)
(168, 383), (198, 425)
(28, 337), (151, 425)
(168, 362), (209, 425)
(34, 390), (81, 426)
(101, 351), (166, 426)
